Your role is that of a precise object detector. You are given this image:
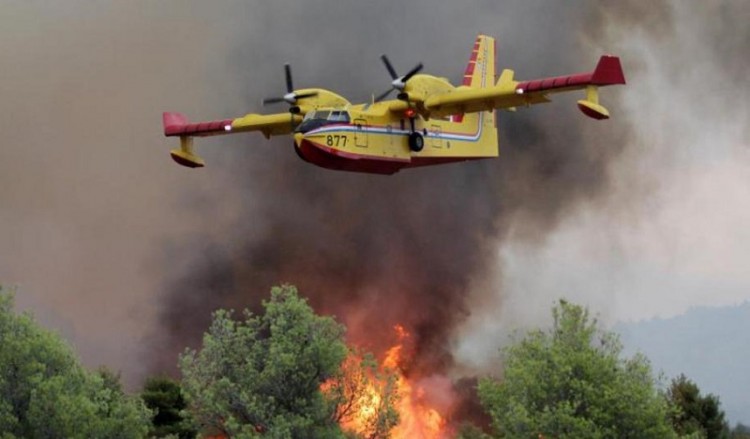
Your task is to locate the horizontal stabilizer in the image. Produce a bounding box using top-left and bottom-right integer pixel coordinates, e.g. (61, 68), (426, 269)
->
(497, 69), (515, 88)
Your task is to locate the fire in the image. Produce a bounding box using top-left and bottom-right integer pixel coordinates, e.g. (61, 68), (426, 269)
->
(332, 324), (451, 439)
(388, 325), (449, 438)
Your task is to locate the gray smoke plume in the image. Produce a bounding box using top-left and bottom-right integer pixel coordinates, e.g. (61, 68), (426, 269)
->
(455, 0), (750, 380)
(0, 2), (241, 387)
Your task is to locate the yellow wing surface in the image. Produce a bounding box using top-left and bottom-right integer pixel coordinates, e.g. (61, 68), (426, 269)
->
(162, 112), (302, 167)
(424, 53), (626, 120)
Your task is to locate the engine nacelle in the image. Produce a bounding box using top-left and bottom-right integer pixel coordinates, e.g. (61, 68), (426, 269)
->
(293, 88), (351, 111)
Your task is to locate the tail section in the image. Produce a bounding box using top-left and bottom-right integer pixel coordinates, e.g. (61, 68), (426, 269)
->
(457, 35), (498, 156)
(462, 34), (496, 88)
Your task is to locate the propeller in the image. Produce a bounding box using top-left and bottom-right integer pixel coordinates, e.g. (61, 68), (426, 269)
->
(262, 64), (318, 106)
(374, 55), (424, 102)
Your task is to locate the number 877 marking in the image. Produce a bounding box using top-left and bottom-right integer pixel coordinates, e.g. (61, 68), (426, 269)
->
(326, 135), (348, 147)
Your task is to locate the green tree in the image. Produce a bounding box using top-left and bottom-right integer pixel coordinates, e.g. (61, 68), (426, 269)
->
(476, 300), (675, 439)
(179, 285), (397, 439)
(141, 376), (197, 438)
(456, 423), (492, 439)
(0, 286), (151, 439)
(668, 374), (729, 439)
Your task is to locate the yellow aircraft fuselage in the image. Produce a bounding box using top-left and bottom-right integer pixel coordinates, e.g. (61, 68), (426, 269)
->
(292, 99), (497, 174)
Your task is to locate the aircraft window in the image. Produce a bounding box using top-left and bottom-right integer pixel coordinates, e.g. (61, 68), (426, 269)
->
(328, 111), (350, 123)
(296, 110), (344, 133)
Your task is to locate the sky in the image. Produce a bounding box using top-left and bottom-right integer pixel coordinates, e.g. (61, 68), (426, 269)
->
(0, 1), (747, 424)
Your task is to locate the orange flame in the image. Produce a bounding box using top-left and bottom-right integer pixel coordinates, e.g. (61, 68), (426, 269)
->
(387, 325), (448, 439)
(334, 324), (450, 439)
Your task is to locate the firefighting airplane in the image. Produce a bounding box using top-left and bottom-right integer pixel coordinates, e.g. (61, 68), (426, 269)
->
(162, 34), (625, 174)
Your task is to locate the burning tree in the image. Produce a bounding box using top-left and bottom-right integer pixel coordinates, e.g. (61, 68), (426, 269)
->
(179, 285), (401, 438)
(324, 350), (400, 438)
(328, 325), (454, 439)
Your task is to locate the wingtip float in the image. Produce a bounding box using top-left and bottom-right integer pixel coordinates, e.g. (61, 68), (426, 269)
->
(162, 35), (626, 174)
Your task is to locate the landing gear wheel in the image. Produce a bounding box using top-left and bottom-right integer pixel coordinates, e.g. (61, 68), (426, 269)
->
(408, 132), (424, 152)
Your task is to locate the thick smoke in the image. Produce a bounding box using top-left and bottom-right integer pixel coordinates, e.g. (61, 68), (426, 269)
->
(0, 2), (255, 387)
(154, 0), (625, 380)
(455, 0), (750, 383)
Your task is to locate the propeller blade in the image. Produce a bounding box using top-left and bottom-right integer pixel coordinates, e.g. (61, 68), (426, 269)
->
(401, 63), (424, 82)
(294, 91), (319, 100)
(262, 97), (286, 105)
(284, 64), (294, 93)
(375, 88), (394, 102)
(264, 63), (317, 107)
(381, 55), (398, 80)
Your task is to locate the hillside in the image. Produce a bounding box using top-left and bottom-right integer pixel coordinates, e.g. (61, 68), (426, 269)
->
(618, 302), (750, 425)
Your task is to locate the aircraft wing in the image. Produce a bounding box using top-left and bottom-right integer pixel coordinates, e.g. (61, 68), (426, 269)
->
(163, 112), (302, 138)
(424, 55), (626, 119)
(162, 111), (302, 167)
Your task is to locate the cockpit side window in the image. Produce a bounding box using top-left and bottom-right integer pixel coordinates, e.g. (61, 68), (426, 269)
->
(328, 111), (351, 123)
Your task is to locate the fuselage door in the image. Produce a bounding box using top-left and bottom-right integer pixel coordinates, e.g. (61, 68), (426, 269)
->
(354, 118), (368, 148)
(430, 124), (443, 148)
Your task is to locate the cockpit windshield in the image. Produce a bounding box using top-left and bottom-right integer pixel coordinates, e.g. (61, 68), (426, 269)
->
(296, 110), (351, 133)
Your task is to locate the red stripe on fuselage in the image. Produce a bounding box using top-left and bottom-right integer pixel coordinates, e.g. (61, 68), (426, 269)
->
(295, 134), (494, 174)
(295, 139), (406, 175)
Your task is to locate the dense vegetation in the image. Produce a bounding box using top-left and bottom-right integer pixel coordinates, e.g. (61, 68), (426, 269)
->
(0, 285), (743, 438)
(472, 300), (675, 438)
(0, 287), (151, 438)
(179, 285), (398, 438)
